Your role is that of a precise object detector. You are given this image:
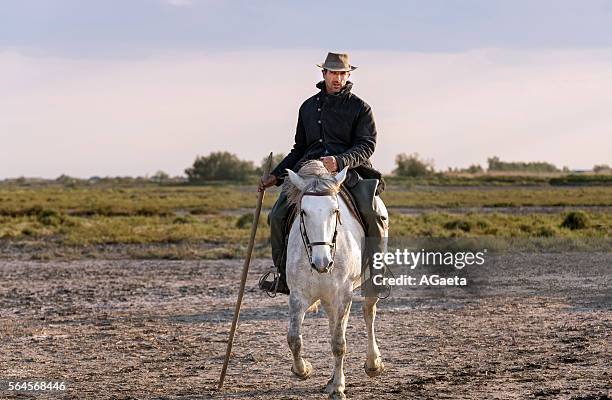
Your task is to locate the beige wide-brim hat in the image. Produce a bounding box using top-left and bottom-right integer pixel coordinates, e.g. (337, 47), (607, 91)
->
(316, 52), (357, 71)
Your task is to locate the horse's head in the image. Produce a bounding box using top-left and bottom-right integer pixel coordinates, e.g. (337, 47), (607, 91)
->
(287, 165), (348, 273)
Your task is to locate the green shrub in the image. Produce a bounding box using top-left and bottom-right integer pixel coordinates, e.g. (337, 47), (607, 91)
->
(185, 151), (255, 182)
(393, 153), (434, 177)
(136, 206), (166, 217)
(24, 205), (44, 216)
(173, 215), (197, 224)
(560, 211), (589, 230)
(536, 226), (556, 237)
(38, 209), (64, 226)
(150, 171), (170, 184)
(462, 164), (484, 173)
(236, 213), (254, 229)
(190, 207), (212, 215)
(475, 219), (490, 229)
(484, 227), (499, 235)
(56, 174), (81, 187)
(443, 219), (472, 232)
(21, 227), (35, 236)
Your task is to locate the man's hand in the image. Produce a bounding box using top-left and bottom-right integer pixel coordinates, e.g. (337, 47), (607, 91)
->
(320, 156), (338, 173)
(258, 174), (277, 192)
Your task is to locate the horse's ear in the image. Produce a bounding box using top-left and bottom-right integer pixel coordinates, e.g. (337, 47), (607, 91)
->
(334, 166), (349, 186)
(287, 169), (307, 191)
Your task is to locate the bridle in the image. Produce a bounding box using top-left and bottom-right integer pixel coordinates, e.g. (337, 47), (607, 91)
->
(298, 190), (342, 272)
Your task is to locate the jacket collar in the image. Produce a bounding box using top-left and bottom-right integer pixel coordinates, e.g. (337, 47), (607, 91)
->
(316, 80), (353, 97)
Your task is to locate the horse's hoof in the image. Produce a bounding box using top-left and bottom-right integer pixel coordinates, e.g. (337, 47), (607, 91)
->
(329, 390), (346, 400)
(364, 360), (385, 377)
(291, 360), (313, 380)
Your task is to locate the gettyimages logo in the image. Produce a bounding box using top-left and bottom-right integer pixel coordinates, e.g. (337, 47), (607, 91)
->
(370, 248), (488, 288)
(373, 248), (487, 270)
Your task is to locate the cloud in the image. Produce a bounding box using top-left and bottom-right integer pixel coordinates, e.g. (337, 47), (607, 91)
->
(1, 48), (611, 178)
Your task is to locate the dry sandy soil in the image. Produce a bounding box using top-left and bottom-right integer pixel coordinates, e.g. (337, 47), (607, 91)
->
(0, 252), (610, 399)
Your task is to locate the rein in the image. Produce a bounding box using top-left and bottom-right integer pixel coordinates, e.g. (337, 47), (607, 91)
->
(299, 190), (342, 271)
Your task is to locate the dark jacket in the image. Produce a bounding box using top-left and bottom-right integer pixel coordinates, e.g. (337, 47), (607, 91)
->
(271, 81), (385, 194)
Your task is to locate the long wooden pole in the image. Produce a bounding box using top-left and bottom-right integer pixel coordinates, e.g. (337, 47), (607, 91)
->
(218, 152), (273, 389)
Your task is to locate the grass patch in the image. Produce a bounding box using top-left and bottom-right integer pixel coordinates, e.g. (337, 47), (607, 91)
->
(0, 183), (609, 259)
(1, 210), (608, 247)
(389, 211), (611, 238)
(381, 186), (612, 208)
(550, 174), (612, 186)
(0, 186), (277, 217)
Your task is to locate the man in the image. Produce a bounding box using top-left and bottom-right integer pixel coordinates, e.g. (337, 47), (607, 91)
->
(258, 52), (387, 295)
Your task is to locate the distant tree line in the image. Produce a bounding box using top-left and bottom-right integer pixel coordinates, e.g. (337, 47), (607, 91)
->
(181, 151), (610, 181)
(593, 164), (611, 173)
(486, 156), (559, 173)
(5, 152), (606, 185)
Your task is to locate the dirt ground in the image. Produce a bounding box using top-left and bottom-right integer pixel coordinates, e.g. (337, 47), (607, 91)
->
(0, 252), (610, 400)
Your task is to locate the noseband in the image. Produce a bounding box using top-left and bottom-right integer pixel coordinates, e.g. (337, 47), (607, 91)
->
(299, 191), (342, 272)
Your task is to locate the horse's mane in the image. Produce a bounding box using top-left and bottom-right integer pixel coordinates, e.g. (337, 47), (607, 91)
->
(282, 160), (340, 206)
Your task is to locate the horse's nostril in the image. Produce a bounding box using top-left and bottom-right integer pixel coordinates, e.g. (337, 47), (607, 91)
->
(311, 263), (317, 270)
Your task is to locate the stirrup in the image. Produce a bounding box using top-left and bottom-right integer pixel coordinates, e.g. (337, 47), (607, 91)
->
(366, 265), (393, 300)
(374, 280), (391, 300)
(375, 264), (394, 300)
(258, 269), (280, 298)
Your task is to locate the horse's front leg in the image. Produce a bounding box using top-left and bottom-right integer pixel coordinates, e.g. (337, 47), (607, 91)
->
(288, 293), (313, 379)
(363, 295), (385, 377)
(324, 292), (352, 400)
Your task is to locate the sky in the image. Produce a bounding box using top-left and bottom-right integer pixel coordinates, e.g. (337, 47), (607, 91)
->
(1, 0), (611, 178)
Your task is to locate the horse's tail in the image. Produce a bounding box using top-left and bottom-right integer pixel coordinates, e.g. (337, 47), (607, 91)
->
(307, 299), (321, 314)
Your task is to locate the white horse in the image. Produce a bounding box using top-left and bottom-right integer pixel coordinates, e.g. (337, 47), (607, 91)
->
(283, 161), (387, 400)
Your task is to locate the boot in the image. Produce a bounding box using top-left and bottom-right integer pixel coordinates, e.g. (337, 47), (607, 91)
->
(362, 239), (391, 299)
(258, 268), (290, 296)
(259, 232), (290, 296)
(258, 193), (292, 296)
(347, 179), (390, 299)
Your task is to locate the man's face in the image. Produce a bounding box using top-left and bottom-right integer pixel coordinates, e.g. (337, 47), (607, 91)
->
(323, 70), (350, 93)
